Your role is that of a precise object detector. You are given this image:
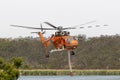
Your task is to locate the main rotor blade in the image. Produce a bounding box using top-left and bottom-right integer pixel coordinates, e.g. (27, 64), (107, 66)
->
(44, 22), (57, 28)
(40, 24), (43, 31)
(62, 27), (76, 30)
(11, 25), (56, 30)
(68, 20), (96, 29)
(63, 24), (108, 30)
(80, 25), (108, 29)
(78, 20), (97, 26)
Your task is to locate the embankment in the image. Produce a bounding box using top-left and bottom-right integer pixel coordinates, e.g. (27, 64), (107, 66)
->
(20, 69), (120, 76)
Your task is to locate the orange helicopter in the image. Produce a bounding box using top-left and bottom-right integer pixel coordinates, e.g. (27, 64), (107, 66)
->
(11, 21), (108, 58)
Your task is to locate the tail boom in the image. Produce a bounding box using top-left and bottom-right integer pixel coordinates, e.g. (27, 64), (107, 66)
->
(38, 32), (50, 48)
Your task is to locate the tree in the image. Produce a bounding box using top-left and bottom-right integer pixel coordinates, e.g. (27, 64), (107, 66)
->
(0, 57), (4, 69)
(0, 57), (23, 80)
(10, 57), (23, 69)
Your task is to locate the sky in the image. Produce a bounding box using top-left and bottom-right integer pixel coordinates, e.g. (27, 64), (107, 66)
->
(0, 0), (120, 38)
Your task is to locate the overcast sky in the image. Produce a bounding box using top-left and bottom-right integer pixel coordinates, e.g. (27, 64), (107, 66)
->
(0, 0), (120, 38)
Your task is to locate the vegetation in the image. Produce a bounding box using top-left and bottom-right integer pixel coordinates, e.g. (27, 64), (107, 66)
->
(20, 69), (120, 76)
(0, 34), (120, 69)
(0, 57), (23, 80)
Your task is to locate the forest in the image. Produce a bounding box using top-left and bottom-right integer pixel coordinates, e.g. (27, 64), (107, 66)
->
(0, 34), (120, 69)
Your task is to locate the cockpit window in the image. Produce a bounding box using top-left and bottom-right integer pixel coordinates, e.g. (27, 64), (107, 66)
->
(65, 36), (78, 44)
(73, 36), (78, 40)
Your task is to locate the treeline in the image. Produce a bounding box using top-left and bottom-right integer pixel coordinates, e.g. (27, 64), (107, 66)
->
(0, 35), (120, 69)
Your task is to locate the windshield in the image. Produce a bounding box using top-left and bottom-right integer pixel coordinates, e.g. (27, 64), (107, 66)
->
(66, 36), (78, 43)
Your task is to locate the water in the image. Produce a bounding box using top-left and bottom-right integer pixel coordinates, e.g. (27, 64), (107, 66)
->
(18, 76), (120, 80)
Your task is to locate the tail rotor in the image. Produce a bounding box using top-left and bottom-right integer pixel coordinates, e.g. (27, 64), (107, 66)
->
(31, 23), (46, 34)
(40, 24), (46, 34)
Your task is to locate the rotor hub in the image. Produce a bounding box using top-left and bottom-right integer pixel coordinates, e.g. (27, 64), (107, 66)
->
(57, 26), (63, 31)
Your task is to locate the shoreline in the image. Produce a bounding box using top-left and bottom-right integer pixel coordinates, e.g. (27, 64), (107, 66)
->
(19, 69), (120, 76)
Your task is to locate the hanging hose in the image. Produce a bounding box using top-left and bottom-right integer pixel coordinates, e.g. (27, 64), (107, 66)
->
(68, 51), (74, 76)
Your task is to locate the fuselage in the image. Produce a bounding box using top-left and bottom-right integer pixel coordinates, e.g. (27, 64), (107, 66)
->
(51, 36), (78, 50)
(38, 31), (78, 50)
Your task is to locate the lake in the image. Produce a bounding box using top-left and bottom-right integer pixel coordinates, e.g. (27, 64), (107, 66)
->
(18, 76), (120, 80)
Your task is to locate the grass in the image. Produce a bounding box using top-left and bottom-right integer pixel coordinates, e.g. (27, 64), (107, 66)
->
(19, 69), (120, 76)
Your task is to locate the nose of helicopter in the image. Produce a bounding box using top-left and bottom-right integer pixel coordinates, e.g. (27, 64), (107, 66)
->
(71, 40), (78, 46)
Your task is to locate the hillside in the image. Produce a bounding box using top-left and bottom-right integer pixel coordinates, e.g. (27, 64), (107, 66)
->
(0, 35), (120, 69)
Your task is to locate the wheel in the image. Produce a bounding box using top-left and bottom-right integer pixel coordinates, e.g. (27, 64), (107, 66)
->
(70, 51), (75, 55)
(45, 54), (49, 58)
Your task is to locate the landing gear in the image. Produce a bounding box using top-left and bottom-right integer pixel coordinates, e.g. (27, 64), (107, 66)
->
(70, 51), (75, 55)
(45, 49), (49, 58)
(49, 47), (65, 53)
(45, 54), (49, 58)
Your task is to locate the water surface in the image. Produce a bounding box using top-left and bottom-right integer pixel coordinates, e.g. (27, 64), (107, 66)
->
(18, 76), (120, 80)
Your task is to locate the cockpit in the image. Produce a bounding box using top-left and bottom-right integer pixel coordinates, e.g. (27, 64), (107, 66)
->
(65, 36), (78, 44)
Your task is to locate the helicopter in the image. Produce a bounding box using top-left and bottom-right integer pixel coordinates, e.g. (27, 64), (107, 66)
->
(11, 21), (108, 58)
